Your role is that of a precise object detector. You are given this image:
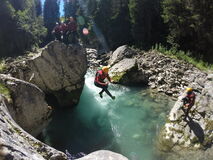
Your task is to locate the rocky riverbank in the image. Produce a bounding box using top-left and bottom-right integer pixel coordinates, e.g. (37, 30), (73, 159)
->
(87, 45), (213, 159)
(106, 45), (213, 160)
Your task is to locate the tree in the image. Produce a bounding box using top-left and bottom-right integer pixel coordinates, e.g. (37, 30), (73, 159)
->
(64, 0), (78, 19)
(108, 0), (132, 49)
(129, 0), (166, 49)
(0, 0), (46, 58)
(162, 0), (213, 63)
(35, 0), (42, 16)
(43, 0), (60, 43)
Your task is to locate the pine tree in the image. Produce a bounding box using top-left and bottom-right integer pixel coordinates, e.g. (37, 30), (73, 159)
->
(43, 0), (60, 42)
(93, 0), (113, 49)
(162, 0), (213, 62)
(64, 0), (78, 19)
(35, 0), (42, 16)
(0, 0), (46, 57)
(129, 0), (165, 49)
(109, 0), (132, 49)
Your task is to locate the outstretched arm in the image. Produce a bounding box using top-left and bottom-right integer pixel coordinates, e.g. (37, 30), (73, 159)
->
(106, 74), (114, 83)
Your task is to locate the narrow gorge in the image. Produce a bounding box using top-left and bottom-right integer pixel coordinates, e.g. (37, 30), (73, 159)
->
(0, 42), (212, 160)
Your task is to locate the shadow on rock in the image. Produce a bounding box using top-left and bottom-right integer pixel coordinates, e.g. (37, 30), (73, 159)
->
(186, 117), (204, 143)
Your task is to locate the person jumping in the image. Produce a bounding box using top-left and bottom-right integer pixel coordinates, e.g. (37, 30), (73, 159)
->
(94, 66), (115, 100)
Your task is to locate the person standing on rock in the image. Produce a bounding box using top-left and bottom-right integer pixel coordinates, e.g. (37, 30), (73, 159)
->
(52, 22), (62, 41)
(94, 66), (115, 100)
(181, 88), (200, 120)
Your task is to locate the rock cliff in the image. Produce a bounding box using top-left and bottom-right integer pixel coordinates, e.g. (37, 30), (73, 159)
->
(0, 87), (67, 160)
(0, 74), (51, 136)
(4, 41), (87, 107)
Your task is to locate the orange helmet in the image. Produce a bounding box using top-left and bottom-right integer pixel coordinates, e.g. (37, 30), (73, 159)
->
(102, 66), (109, 74)
(186, 88), (193, 92)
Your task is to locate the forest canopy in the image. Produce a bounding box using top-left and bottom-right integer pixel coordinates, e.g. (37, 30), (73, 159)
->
(0, 0), (212, 63)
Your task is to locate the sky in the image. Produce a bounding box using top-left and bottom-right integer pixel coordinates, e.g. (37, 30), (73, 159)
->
(41, 0), (65, 16)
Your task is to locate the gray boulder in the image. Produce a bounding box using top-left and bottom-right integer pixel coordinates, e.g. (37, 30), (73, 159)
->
(5, 41), (87, 107)
(77, 150), (128, 160)
(0, 74), (51, 136)
(109, 45), (136, 66)
(109, 58), (147, 84)
(0, 95), (67, 160)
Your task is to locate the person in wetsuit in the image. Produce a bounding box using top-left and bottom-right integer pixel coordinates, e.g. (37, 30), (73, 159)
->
(182, 87), (200, 120)
(94, 66), (115, 100)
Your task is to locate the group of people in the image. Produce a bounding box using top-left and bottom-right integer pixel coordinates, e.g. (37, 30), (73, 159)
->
(94, 66), (201, 121)
(52, 17), (78, 44)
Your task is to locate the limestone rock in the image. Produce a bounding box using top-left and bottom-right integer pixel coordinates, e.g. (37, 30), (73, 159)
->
(0, 95), (67, 160)
(158, 72), (213, 159)
(4, 41), (87, 107)
(106, 45), (213, 159)
(0, 74), (51, 136)
(109, 45), (136, 66)
(109, 58), (146, 84)
(77, 150), (128, 160)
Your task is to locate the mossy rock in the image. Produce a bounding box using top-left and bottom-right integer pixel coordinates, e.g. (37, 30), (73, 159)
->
(0, 83), (12, 102)
(0, 60), (6, 72)
(205, 120), (213, 131)
(111, 71), (126, 83)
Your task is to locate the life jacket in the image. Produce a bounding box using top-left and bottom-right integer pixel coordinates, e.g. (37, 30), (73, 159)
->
(54, 25), (61, 33)
(95, 70), (108, 83)
(60, 23), (68, 33)
(183, 92), (195, 105)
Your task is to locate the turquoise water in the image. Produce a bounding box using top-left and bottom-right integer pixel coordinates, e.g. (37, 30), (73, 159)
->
(43, 72), (175, 160)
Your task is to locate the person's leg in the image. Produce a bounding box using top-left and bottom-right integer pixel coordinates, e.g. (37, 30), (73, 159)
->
(95, 82), (115, 99)
(102, 85), (115, 99)
(94, 82), (104, 98)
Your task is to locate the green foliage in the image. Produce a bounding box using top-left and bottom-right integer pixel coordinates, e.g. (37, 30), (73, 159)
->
(0, 60), (6, 72)
(0, 0), (46, 58)
(162, 0), (213, 63)
(128, 0), (166, 49)
(0, 83), (11, 102)
(87, 0), (133, 49)
(153, 44), (213, 71)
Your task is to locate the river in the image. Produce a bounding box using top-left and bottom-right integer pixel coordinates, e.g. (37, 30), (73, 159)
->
(42, 71), (175, 160)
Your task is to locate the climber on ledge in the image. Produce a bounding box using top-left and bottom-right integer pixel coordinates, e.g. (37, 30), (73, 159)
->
(181, 87), (201, 120)
(94, 66), (115, 100)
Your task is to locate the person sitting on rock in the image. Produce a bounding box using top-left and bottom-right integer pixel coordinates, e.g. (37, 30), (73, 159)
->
(181, 87), (200, 120)
(94, 66), (115, 100)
